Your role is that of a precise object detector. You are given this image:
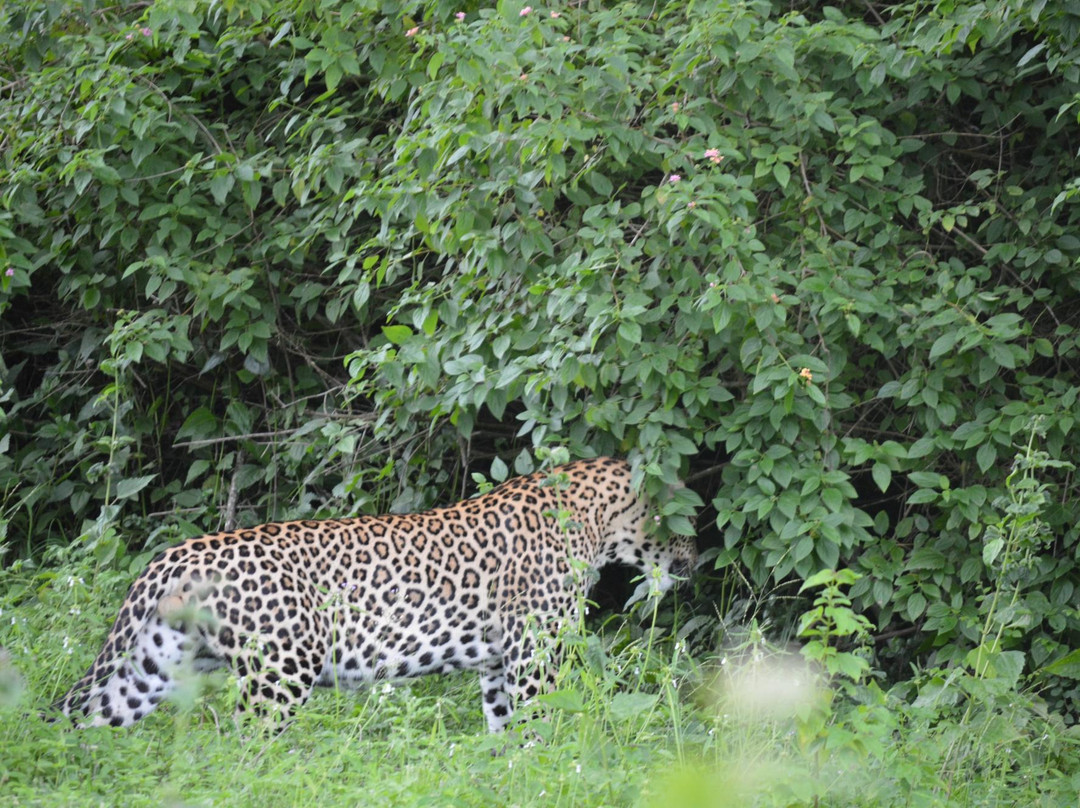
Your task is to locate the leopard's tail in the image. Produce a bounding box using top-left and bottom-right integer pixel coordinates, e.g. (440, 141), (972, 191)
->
(50, 565), (196, 728)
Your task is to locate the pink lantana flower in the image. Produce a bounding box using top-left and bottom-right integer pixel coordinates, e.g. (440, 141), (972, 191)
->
(668, 174), (681, 184)
(405, 26), (419, 37)
(455, 11), (465, 20)
(520, 6), (532, 16)
(140, 27), (152, 36)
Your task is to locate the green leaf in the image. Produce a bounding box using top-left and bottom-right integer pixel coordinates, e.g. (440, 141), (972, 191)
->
(185, 459), (211, 485)
(114, 475), (156, 500)
(536, 689), (585, 713)
(210, 173), (234, 206)
(176, 407), (217, 441)
(821, 487), (843, 512)
(905, 591), (927, 620)
(986, 341), (1016, 369)
(871, 462), (891, 493)
(382, 325), (413, 345)
(908, 471), (944, 488)
(609, 691), (659, 721)
(617, 320), (642, 344)
(427, 51), (445, 80)
(1041, 648), (1080, 680)
(667, 514), (696, 537)
(1016, 42), (1046, 68)
(800, 568), (838, 591)
(968, 648), (1025, 687)
(929, 331), (959, 361)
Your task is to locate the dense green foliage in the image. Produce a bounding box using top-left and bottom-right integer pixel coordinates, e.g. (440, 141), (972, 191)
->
(2, 0), (1080, 763)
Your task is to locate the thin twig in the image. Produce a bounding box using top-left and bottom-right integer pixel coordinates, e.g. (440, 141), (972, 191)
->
(173, 429), (309, 449)
(873, 625), (920, 644)
(223, 450), (242, 532)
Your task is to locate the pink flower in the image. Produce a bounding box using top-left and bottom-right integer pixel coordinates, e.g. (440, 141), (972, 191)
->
(562, 36), (570, 41)
(688, 200), (697, 209)
(671, 102), (680, 112)
(125, 33), (133, 40)
(4, 268), (13, 277)
(704, 148), (723, 164)
(668, 174), (681, 184)
(519, 72), (528, 81)
(520, 6), (532, 15)
(550, 10), (561, 17)
(455, 11), (465, 20)
(140, 27), (152, 36)
(405, 26), (419, 37)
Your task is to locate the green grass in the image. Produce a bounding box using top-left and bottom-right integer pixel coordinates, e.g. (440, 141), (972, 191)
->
(2, 559), (1079, 807)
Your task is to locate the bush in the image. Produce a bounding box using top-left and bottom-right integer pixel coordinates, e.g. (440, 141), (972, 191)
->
(1, 0), (1079, 686)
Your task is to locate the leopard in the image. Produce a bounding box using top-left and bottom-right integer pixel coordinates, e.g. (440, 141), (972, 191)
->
(53, 456), (697, 730)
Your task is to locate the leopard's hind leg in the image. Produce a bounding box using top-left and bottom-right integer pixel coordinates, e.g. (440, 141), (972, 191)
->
(198, 583), (331, 725)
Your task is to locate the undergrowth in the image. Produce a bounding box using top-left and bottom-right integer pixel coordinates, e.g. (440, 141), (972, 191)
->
(1, 559), (1077, 807)
(2, 437), (1079, 805)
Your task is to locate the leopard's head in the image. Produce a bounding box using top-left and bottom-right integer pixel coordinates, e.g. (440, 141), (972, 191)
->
(600, 495), (698, 591)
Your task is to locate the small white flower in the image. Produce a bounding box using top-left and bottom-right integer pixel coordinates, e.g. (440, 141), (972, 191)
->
(575, 763), (582, 774)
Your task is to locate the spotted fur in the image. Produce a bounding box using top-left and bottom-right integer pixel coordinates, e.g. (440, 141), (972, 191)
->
(54, 457), (696, 730)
